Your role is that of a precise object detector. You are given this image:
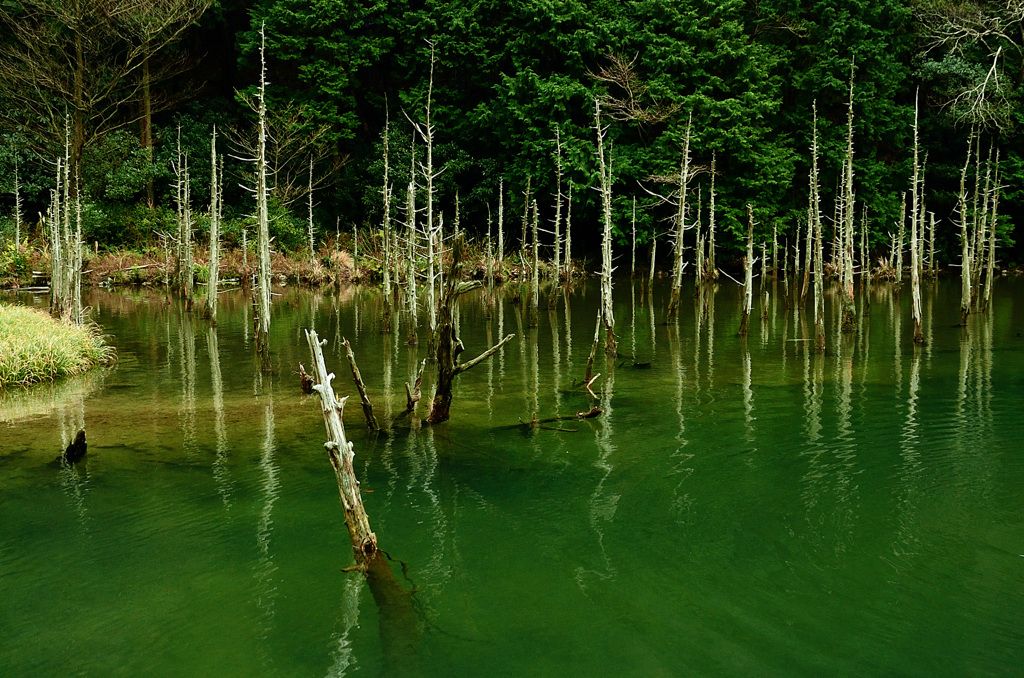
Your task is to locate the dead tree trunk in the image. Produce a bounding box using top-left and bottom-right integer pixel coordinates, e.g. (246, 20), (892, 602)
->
(426, 238), (515, 424)
(982, 150), (1000, 312)
(552, 129), (564, 284)
(207, 127), (221, 323)
(255, 24), (272, 363)
(910, 92), (924, 344)
(342, 338), (380, 431)
(840, 66), (857, 332)
(667, 116), (692, 319)
(958, 132), (973, 326)
(530, 199), (539, 327)
(497, 178), (505, 278)
(810, 102), (825, 352)
(304, 329), (378, 566)
(380, 115), (393, 334)
(594, 99), (616, 356)
(306, 330), (422, 673)
(738, 205), (754, 337)
(706, 153), (718, 281)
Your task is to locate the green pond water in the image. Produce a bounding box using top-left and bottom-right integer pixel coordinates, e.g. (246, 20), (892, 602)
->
(1, 277), (1022, 677)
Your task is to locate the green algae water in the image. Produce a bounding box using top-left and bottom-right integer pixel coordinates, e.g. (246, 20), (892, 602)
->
(2, 278), (1023, 677)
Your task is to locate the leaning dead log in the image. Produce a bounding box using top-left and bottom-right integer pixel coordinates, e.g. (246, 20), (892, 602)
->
(342, 337), (380, 431)
(304, 329), (378, 566)
(305, 329), (423, 674)
(427, 237), (515, 424)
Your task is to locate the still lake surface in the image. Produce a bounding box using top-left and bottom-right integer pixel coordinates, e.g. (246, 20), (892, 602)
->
(1, 277), (1022, 677)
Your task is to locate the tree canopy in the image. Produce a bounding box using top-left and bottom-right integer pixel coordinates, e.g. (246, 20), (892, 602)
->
(1, 0), (1022, 264)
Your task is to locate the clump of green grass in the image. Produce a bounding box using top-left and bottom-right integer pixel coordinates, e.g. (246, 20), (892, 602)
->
(0, 304), (114, 388)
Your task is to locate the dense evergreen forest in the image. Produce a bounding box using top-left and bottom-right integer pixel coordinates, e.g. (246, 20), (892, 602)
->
(1, 0), (1023, 267)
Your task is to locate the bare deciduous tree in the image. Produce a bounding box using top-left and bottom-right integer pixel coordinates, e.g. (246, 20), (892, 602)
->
(0, 0), (210, 169)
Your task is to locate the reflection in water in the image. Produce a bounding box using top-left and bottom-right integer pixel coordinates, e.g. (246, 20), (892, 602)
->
(705, 286), (715, 390)
(560, 287), (573, 365)
(207, 327), (232, 508)
(891, 288), (902, 387)
(799, 347), (825, 545)
(52, 370), (91, 528)
(575, 366), (618, 594)
(647, 284), (655, 366)
(383, 330), (394, 421)
(253, 388), (280, 667)
(832, 340), (858, 558)
(670, 319), (694, 524)
(0, 366), (104, 423)
(486, 318), (495, 420)
(890, 350), (922, 571)
(416, 427), (454, 595)
(178, 308), (197, 455)
(550, 308), (562, 415)
(530, 327), (540, 419)
(498, 293), (507, 381)
(741, 343), (754, 444)
(324, 574), (363, 678)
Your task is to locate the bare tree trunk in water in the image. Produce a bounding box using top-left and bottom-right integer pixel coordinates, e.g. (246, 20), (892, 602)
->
(206, 128), (221, 322)
(982, 150), (1000, 312)
(255, 24), (272, 368)
(738, 205), (754, 337)
(594, 99), (616, 356)
(667, 116), (692, 319)
(427, 237), (515, 424)
(304, 329), (422, 675)
(910, 91), (924, 344)
(810, 102), (825, 352)
(959, 131), (974, 326)
(304, 329), (377, 562)
(840, 64), (857, 332)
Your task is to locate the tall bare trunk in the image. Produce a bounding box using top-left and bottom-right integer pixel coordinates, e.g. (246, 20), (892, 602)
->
(982, 149), (1000, 312)
(207, 127), (221, 322)
(810, 102), (825, 352)
(380, 116), (393, 334)
(910, 92), (924, 344)
(594, 99), (616, 356)
(530, 199), (540, 326)
(739, 205), (754, 336)
(840, 65), (856, 331)
(667, 116), (692, 319)
(255, 24), (272, 365)
(958, 131), (974, 326)
(427, 238), (514, 424)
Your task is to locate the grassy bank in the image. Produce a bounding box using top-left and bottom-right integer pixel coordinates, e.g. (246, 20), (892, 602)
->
(0, 304), (114, 388)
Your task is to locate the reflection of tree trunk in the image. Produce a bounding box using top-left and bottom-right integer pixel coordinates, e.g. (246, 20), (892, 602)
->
(364, 551), (422, 676)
